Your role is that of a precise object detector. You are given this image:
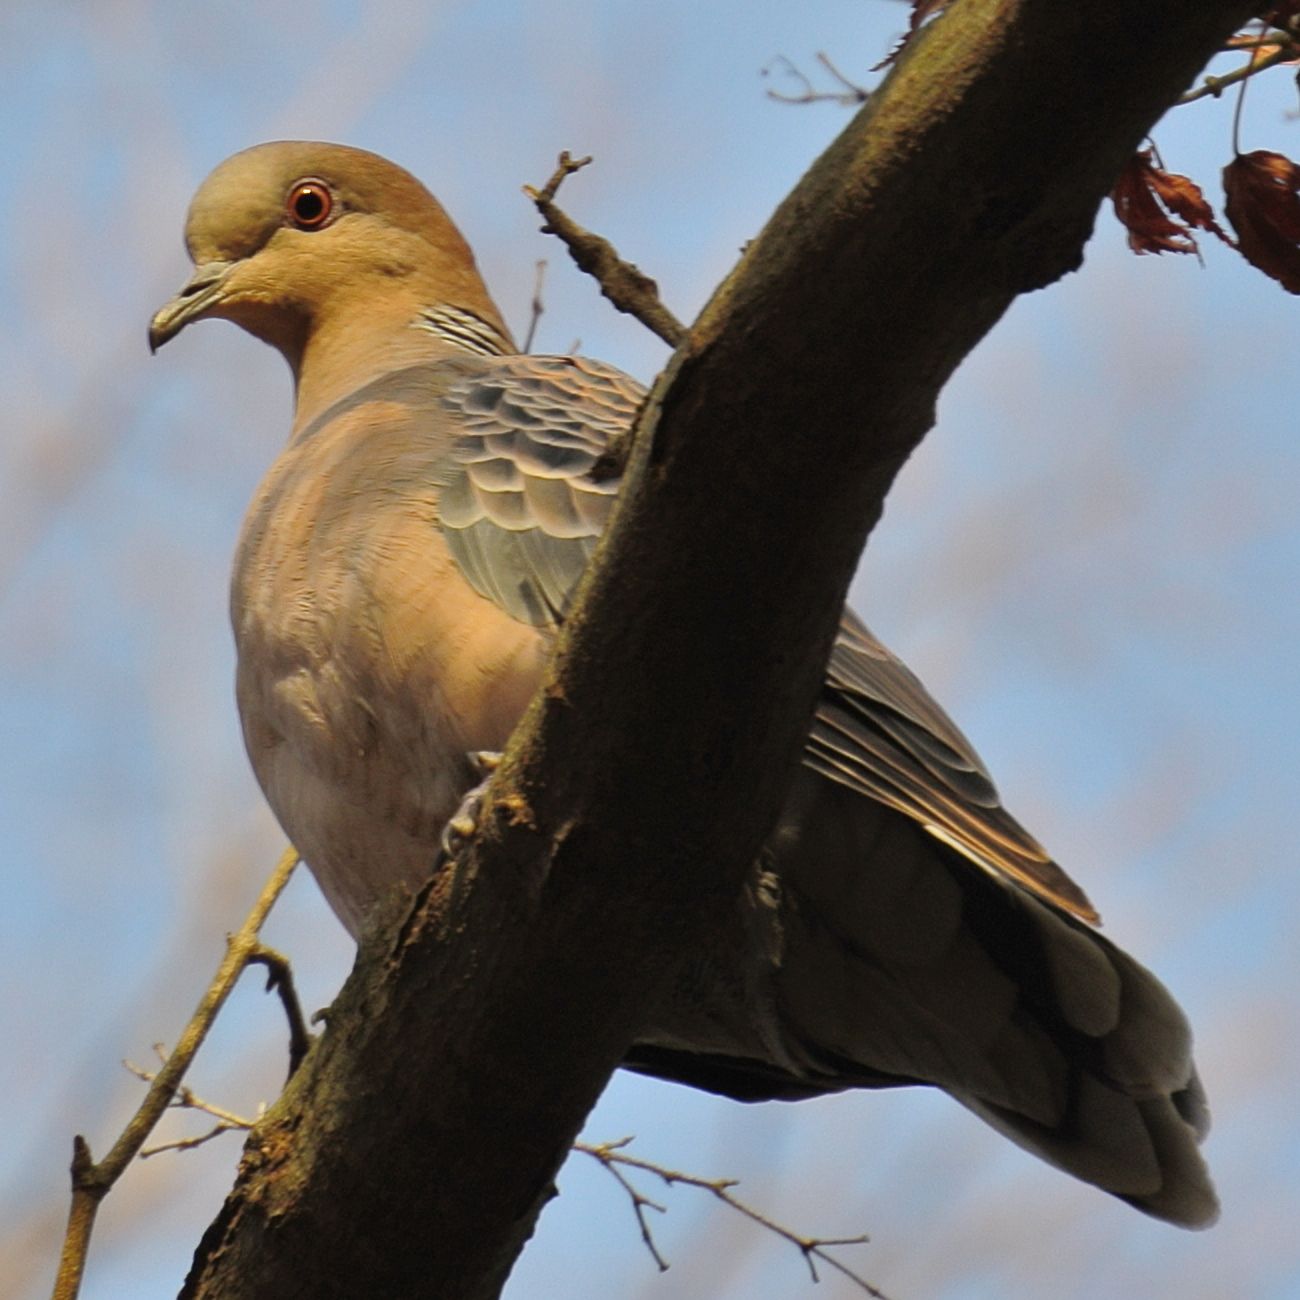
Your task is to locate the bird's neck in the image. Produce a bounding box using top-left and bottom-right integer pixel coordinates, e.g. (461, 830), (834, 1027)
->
(288, 299), (505, 436)
(289, 311), (444, 433)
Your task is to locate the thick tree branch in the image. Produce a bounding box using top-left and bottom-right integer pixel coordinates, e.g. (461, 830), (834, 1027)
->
(184, 3), (1257, 1297)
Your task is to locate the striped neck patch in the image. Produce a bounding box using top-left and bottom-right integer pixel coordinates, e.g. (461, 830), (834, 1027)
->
(414, 304), (513, 356)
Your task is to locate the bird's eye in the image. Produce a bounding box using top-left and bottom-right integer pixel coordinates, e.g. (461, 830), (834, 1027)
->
(286, 180), (333, 230)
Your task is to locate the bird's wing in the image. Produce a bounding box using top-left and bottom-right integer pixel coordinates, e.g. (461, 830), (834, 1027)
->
(810, 610), (1098, 922)
(437, 351), (1095, 922)
(437, 353), (642, 627)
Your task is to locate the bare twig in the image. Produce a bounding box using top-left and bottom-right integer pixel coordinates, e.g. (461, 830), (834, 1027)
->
(126, 1048), (258, 1127)
(140, 1123), (246, 1158)
(1225, 33), (1298, 50)
(122, 1054), (260, 1157)
(52, 846), (301, 1300)
(580, 1139), (670, 1271)
(1179, 36), (1297, 103)
(524, 153), (686, 348)
(763, 55), (816, 104)
(764, 52), (871, 106)
(115, 1062), (886, 1299)
(247, 943), (313, 1078)
(522, 259), (547, 354)
(575, 1137), (887, 1298)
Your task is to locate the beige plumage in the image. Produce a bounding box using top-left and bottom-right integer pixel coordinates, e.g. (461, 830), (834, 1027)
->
(151, 140), (1217, 1226)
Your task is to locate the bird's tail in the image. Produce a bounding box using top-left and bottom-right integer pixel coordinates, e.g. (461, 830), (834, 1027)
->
(733, 775), (1218, 1226)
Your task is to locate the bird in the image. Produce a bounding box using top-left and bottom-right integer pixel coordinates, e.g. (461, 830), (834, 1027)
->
(150, 140), (1217, 1228)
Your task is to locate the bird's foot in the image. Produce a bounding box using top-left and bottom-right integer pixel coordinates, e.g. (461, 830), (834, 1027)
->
(438, 751), (504, 860)
(468, 750), (503, 779)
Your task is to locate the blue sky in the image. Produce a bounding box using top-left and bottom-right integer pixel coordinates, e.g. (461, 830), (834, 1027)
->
(2, 4), (1298, 1298)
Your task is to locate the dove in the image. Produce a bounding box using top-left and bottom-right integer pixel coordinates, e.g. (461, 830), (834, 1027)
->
(151, 141), (1216, 1226)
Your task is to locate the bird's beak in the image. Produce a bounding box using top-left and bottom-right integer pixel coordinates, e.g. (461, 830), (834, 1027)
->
(148, 260), (236, 353)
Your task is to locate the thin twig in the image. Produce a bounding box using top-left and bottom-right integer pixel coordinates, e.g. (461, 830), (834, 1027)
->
(1179, 38), (1297, 104)
(122, 1055), (260, 1157)
(1225, 34), (1297, 50)
(524, 153), (686, 348)
(51, 845), (301, 1300)
(575, 1137), (888, 1298)
(139, 1122), (245, 1157)
(764, 52), (870, 106)
(585, 1143), (670, 1270)
(522, 259), (548, 354)
(150, 1123), (237, 1156)
(815, 52), (870, 103)
(125, 1050), (259, 1129)
(116, 1058), (887, 1296)
(247, 943), (313, 1078)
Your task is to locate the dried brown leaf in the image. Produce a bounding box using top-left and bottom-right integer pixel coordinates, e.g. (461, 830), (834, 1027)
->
(1111, 151), (1227, 256)
(1223, 149), (1300, 293)
(1146, 162), (1231, 243)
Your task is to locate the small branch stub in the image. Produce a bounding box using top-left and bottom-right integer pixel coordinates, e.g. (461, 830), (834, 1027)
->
(247, 943), (313, 1078)
(522, 259), (547, 354)
(524, 152), (686, 348)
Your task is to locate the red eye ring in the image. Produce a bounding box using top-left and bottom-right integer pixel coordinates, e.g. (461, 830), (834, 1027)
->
(286, 180), (333, 230)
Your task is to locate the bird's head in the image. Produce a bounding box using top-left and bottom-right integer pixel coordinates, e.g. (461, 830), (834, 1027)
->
(149, 141), (510, 369)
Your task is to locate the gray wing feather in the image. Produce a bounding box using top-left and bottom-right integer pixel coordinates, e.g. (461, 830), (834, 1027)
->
(440, 354), (634, 626)
(437, 351), (1095, 920)
(813, 609), (1097, 921)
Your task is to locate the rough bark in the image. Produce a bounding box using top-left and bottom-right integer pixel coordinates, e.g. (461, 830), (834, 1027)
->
(183, 2), (1256, 1296)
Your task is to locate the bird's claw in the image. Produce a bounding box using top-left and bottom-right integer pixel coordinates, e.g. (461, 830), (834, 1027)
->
(438, 751), (503, 861)
(468, 750), (502, 779)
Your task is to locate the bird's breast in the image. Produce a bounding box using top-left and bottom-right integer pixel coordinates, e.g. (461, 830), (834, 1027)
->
(230, 424), (547, 934)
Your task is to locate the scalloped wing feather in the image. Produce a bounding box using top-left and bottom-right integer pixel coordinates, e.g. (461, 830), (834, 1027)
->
(439, 354), (632, 626)
(436, 352), (1095, 922)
